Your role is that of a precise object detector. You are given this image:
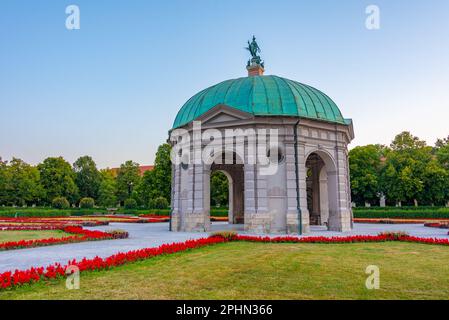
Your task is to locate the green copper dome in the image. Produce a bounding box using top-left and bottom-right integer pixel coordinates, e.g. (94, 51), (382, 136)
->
(173, 75), (349, 128)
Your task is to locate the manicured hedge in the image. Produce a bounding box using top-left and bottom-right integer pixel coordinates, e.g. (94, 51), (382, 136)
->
(353, 206), (447, 211)
(210, 208), (228, 217)
(0, 207), (229, 217)
(4, 205), (447, 219)
(354, 207), (449, 219)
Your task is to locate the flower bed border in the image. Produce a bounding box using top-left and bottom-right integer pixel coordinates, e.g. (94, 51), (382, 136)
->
(2, 233), (449, 290)
(231, 234), (449, 246)
(0, 217), (109, 228)
(424, 222), (449, 229)
(354, 218), (449, 224)
(0, 226), (127, 251)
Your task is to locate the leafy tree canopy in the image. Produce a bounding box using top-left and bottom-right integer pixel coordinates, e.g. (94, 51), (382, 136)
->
(37, 157), (79, 204)
(349, 145), (384, 205)
(210, 171), (229, 207)
(98, 169), (117, 207)
(116, 160), (141, 203)
(73, 156), (101, 200)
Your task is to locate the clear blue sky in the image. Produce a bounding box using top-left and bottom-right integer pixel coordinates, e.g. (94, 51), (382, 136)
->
(1, 0), (448, 168)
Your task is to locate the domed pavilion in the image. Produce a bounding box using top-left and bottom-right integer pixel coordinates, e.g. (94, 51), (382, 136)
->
(169, 37), (354, 234)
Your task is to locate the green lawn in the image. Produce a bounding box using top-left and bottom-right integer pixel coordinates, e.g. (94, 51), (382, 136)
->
(0, 230), (70, 244)
(2, 241), (449, 300)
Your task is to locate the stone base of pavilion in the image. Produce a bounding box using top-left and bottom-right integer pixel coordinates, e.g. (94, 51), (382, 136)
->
(209, 222), (449, 239)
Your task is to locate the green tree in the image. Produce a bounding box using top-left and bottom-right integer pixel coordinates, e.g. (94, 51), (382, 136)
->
(73, 156), (101, 200)
(435, 136), (449, 169)
(210, 171), (229, 207)
(124, 198), (137, 209)
(79, 197), (95, 209)
(421, 160), (448, 205)
(5, 158), (44, 206)
(98, 169), (117, 207)
(135, 143), (172, 206)
(348, 145), (384, 205)
(52, 196), (70, 209)
(380, 162), (402, 204)
(149, 196), (169, 209)
(0, 158), (10, 206)
(136, 169), (157, 206)
(37, 157), (79, 204)
(116, 161), (141, 203)
(380, 132), (431, 205)
(152, 144), (172, 201)
(390, 131), (427, 151)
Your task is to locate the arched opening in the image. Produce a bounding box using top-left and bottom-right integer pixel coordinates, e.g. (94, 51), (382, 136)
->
(210, 164), (244, 224)
(206, 151), (244, 225)
(305, 151), (338, 229)
(210, 171), (230, 211)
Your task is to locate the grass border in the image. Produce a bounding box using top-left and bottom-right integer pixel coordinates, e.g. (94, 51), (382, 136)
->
(2, 232), (449, 291)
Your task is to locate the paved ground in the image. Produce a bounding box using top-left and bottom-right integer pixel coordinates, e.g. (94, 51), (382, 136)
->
(0, 222), (448, 273)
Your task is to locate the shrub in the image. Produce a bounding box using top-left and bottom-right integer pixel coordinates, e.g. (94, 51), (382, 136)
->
(210, 208), (228, 217)
(149, 196), (169, 209)
(106, 229), (129, 239)
(79, 197), (95, 209)
(210, 230), (238, 241)
(143, 208), (171, 215)
(52, 197), (70, 210)
(424, 222), (449, 229)
(353, 207), (449, 219)
(0, 207), (107, 217)
(378, 231), (409, 240)
(124, 198), (137, 210)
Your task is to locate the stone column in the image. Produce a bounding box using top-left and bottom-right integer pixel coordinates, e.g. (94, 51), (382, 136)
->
(182, 163), (211, 232)
(170, 164), (181, 231)
(340, 148), (352, 231)
(328, 146), (351, 232)
(297, 142), (310, 234)
(245, 162), (272, 233)
(231, 168), (244, 223)
(254, 166), (271, 233)
(319, 169), (329, 225)
(244, 164), (256, 231)
(310, 163), (321, 225)
(226, 173), (234, 224)
(285, 139), (300, 234)
(345, 151), (354, 228)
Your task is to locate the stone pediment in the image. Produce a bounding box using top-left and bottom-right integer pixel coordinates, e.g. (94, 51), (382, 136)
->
(194, 104), (254, 128)
(207, 113), (242, 124)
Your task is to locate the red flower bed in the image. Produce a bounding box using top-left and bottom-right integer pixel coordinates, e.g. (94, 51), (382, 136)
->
(0, 225), (65, 231)
(138, 214), (170, 221)
(234, 234), (391, 243)
(0, 226), (127, 251)
(354, 218), (432, 224)
(138, 214), (168, 218)
(2, 232), (449, 291)
(0, 217), (109, 228)
(424, 222), (449, 229)
(0, 236), (226, 290)
(0, 216), (172, 228)
(210, 217), (228, 222)
(137, 215), (228, 222)
(231, 234), (449, 246)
